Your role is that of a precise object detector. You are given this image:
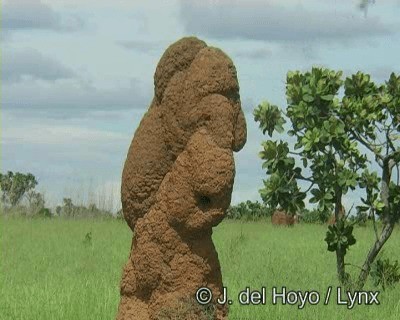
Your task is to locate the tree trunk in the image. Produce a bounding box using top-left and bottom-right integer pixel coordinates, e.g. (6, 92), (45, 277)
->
(357, 222), (395, 289)
(334, 188), (347, 285)
(356, 157), (396, 289)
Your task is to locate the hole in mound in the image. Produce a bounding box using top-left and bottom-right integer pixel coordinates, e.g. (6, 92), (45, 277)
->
(199, 195), (211, 206)
(196, 194), (212, 212)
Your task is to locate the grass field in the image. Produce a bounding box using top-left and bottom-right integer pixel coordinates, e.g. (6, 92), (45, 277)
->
(1, 216), (399, 320)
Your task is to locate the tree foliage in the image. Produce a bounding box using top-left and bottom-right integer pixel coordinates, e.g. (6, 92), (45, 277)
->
(227, 200), (274, 220)
(370, 257), (400, 290)
(254, 67), (400, 288)
(0, 171), (38, 207)
(26, 190), (46, 215)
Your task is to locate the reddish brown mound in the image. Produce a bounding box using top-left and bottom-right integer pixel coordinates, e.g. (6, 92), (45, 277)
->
(116, 37), (246, 320)
(121, 37), (246, 232)
(271, 210), (298, 226)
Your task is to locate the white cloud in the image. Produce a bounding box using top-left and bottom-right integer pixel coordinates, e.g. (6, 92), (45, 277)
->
(2, 78), (151, 119)
(3, 0), (84, 32)
(232, 47), (273, 60)
(370, 66), (400, 81)
(116, 40), (165, 53)
(2, 48), (76, 83)
(3, 124), (127, 146)
(179, 0), (393, 43)
(1, 115), (131, 209)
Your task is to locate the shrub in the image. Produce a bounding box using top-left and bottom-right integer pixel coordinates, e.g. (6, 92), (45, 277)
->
(227, 200), (273, 221)
(37, 207), (52, 218)
(300, 208), (325, 224)
(370, 258), (400, 290)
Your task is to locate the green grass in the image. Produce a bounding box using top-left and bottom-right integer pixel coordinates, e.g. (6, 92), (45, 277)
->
(1, 216), (399, 320)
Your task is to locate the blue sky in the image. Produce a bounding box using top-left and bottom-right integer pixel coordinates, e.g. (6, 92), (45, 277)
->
(2, 0), (400, 211)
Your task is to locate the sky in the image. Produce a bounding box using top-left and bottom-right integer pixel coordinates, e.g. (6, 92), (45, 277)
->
(2, 0), (400, 212)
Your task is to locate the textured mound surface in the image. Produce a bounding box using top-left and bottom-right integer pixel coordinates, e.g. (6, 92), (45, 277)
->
(117, 36), (246, 320)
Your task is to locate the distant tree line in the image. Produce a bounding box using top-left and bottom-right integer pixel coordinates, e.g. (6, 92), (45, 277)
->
(227, 200), (373, 225)
(0, 171), (118, 219)
(226, 200), (273, 220)
(0, 170), (374, 224)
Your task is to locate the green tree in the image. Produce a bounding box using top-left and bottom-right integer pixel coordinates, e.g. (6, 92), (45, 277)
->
(0, 171), (38, 207)
(227, 200), (273, 220)
(254, 68), (400, 289)
(62, 198), (74, 217)
(26, 190), (45, 213)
